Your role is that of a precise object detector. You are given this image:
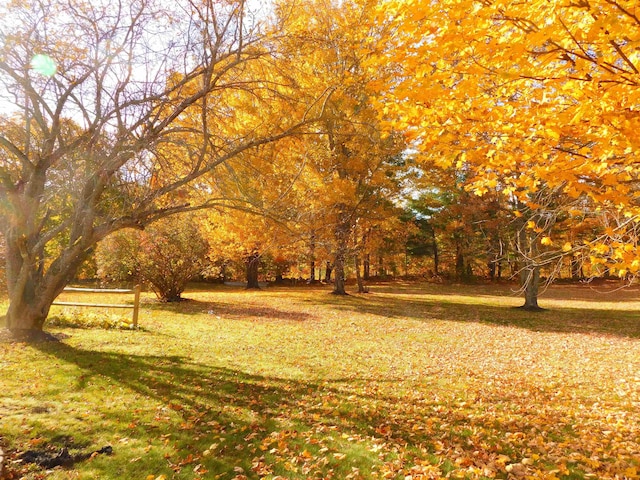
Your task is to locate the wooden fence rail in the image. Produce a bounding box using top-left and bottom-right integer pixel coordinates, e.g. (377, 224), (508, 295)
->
(52, 285), (141, 326)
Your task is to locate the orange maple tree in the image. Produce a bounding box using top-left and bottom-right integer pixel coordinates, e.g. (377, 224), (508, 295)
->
(274, 0), (406, 294)
(365, 0), (640, 302)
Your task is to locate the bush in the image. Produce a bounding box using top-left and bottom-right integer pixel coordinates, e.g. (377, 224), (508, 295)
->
(97, 215), (210, 301)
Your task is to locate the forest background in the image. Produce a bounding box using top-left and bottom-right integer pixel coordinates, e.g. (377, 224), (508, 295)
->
(2, 0), (640, 332)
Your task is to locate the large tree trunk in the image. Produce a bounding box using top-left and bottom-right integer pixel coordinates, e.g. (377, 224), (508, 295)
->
(516, 223), (543, 310)
(4, 233), (107, 335)
(4, 209), (93, 334)
(363, 253), (370, 280)
(520, 265), (542, 310)
(455, 246), (464, 281)
(332, 248), (347, 295)
(354, 255), (367, 293)
(5, 263), (85, 333)
(220, 262), (228, 283)
(488, 259), (497, 281)
(331, 207), (352, 295)
(332, 224), (349, 295)
(324, 261), (332, 282)
(5, 281), (52, 333)
(245, 252), (261, 289)
(5, 271), (78, 334)
(431, 229), (439, 276)
(404, 247), (409, 277)
(309, 233), (316, 282)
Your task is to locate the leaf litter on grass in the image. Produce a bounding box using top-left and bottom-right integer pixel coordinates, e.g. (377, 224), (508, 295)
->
(1, 282), (639, 479)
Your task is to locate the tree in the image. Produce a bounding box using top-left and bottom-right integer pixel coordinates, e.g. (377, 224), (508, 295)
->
(0, 0), (327, 334)
(275, 0), (406, 295)
(97, 215), (209, 302)
(203, 204), (302, 288)
(367, 0), (640, 305)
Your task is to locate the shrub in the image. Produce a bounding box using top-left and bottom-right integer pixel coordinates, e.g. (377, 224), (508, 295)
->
(97, 215), (209, 301)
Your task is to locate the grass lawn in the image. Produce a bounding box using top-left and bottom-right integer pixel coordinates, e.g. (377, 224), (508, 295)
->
(1, 281), (639, 479)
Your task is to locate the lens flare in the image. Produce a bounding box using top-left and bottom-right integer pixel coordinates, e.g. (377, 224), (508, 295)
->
(30, 54), (57, 77)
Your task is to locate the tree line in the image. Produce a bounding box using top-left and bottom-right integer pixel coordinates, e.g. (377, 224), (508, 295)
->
(2, 0), (639, 333)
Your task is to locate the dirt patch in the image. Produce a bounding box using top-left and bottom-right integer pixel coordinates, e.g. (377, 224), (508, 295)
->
(20, 445), (112, 469)
(1, 440), (112, 478)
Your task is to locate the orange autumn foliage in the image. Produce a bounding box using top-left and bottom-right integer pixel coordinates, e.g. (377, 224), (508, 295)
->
(366, 0), (640, 275)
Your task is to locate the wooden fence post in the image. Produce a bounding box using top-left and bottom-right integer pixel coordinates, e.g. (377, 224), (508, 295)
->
(132, 285), (141, 327)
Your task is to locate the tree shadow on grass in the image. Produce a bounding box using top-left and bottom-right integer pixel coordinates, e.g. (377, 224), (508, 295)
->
(142, 298), (317, 322)
(369, 281), (640, 304)
(166, 284), (640, 339)
(313, 292), (640, 339)
(18, 340), (618, 479)
(22, 341), (411, 478)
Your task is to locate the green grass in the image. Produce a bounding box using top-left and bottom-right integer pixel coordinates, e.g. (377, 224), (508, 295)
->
(1, 282), (639, 479)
